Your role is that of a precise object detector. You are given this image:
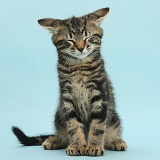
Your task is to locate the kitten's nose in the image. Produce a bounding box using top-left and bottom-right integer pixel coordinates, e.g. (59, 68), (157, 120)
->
(77, 48), (84, 53)
(76, 40), (85, 53)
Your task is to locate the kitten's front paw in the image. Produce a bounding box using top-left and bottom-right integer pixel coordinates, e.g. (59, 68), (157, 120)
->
(66, 144), (86, 156)
(85, 145), (104, 156)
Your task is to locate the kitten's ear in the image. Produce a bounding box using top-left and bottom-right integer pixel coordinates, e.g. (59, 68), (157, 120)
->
(38, 18), (62, 33)
(88, 7), (110, 27)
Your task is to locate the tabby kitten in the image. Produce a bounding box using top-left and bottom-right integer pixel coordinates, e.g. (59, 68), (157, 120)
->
(12, 7), (127, 156)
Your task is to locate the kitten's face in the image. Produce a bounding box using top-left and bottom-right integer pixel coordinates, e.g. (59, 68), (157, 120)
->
(52, 18), (103, 59)
(38, 8), (109, 59)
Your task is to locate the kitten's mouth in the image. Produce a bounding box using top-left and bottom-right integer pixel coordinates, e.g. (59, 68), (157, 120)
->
(69, 51), (90, 59)
(70, 52), (90, 59)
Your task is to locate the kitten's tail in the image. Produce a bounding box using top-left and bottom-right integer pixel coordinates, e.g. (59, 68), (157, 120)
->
(12, 126), (53, 146)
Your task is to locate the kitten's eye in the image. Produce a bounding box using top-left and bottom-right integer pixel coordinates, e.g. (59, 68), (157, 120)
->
(67, 40), (76, 44)
(87, 36), (101, 44)
(92, 38), (99, 43)
(55, 40), (71, 49)
(70, 47), (76, 52)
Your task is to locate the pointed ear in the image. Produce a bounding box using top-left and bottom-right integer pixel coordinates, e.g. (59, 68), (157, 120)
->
(38, 18), (62, 34)
(88, 7), (110, 27)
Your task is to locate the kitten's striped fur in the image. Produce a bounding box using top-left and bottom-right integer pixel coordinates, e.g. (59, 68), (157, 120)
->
(12, 8), (127, 156)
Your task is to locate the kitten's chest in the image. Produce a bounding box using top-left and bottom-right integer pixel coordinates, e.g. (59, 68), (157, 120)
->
(71, 73), (90, 120)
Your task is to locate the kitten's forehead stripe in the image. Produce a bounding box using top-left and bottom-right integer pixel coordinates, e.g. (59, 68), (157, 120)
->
(70, 17), (81, 28)
(68, 17), (86, 34)
(84, 27), (87, 36)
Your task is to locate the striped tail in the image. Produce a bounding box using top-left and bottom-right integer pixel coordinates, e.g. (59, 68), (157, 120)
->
(12, 126), (53, 146)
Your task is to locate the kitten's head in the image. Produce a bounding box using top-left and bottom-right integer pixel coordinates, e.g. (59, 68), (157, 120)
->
(38, 8), (109, 59)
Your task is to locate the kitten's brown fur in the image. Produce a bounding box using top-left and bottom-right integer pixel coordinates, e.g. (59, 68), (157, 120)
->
(12, 8), (127, 156)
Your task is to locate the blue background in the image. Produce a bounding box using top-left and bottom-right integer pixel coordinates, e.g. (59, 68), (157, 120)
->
(0, 0), (160, 159)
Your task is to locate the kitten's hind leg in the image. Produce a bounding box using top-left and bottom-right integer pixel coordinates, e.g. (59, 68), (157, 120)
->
(104, 126), (127, 151)
(107, 138), (127, 151)
(43, 135), (64, 150)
